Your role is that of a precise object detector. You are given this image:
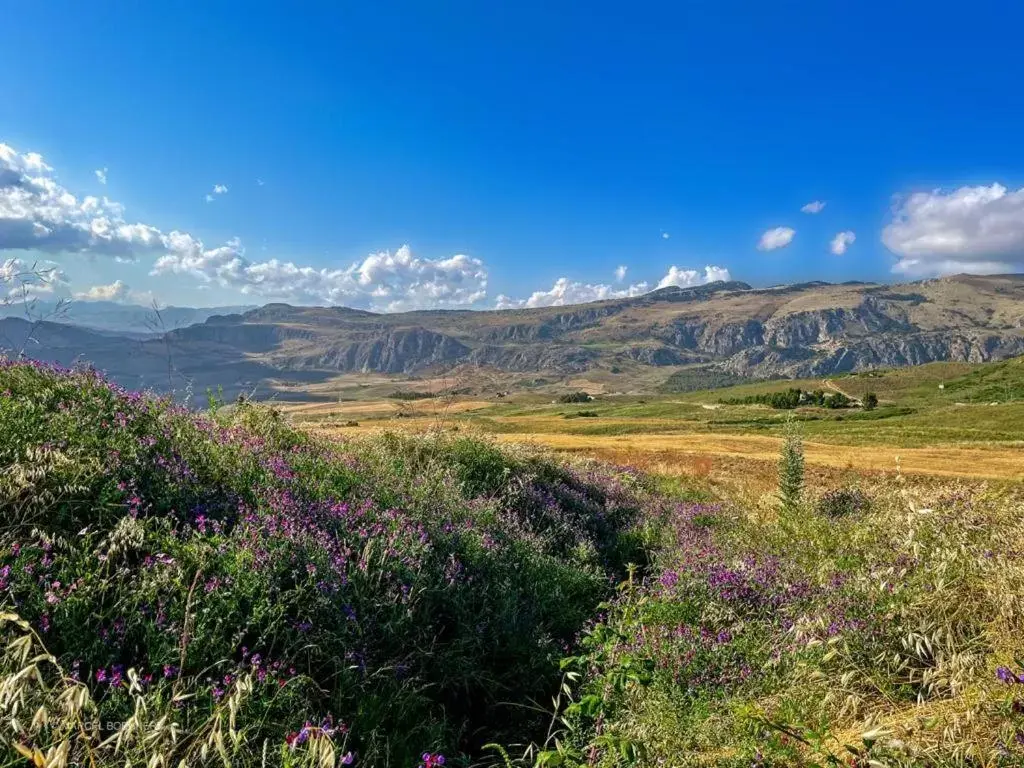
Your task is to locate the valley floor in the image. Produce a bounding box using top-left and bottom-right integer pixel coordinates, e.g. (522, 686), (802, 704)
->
(278, 358), (1024, 485)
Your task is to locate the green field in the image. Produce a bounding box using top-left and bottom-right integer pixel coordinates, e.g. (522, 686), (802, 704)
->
(284, 358), (1024, 460)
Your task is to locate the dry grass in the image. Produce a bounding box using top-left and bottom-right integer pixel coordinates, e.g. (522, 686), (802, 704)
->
(305, 419), (1024, 481)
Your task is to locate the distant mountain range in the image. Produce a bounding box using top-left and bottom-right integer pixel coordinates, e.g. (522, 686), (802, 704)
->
(0, 300), (256, 335)
(2, 274), (1023, 399)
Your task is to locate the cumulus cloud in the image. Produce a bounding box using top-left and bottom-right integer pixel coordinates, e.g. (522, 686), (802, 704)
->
(1, 143), (171, 260)
(495, 278), (649, 309)
(0, 141), (489, 311)
(830, 230), (856, 255)
(95, 168), (108, 185)
(657, 265), (731, 288)
(757, 226), (795, 251)
(614, 265), (628, 282)
(498, 265), (731, 309)
(153, 242), (487, 312)
(882, 183), (1024, 276)
(801, 200), (826, 214)
(73, 279), (132, 302)
(661, 231), (670, 239)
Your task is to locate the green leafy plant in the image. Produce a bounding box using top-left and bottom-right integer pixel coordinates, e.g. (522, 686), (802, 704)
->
(777, 422), (805, 510)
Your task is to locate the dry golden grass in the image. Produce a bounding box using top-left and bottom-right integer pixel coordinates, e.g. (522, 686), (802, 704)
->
(305, 418), (1023, 481)
(282, 398), (492, 422)
(497, 432), (1024, 480)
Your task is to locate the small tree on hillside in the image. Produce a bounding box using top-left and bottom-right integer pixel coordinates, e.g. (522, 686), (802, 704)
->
(778, 422), (804, 510)
(863, 392), (878, 411)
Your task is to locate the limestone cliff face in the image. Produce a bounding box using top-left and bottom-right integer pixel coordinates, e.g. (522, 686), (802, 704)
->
(276, 329), (470, 374)
(467, 344), (598, 372)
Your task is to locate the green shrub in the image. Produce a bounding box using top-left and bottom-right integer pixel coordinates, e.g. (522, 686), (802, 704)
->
(815, 487), (871, 517)
(863, 392), (879, 410)
(563, 410), (599, 419)
(387, 390), (434, 400)
(557, 391), (593, 404)
(777, 424), (804, 510)
(825, 391), (852, 409)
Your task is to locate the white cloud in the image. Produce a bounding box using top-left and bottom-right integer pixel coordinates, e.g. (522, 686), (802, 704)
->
(152, 242), (487, 312)
(95, 168), (108, 185)
(830, 230), (856, 255)
(657, 265), (731, 288)
(256, 179), (265, 186)
(498, 264), (731, 309)
(1, 143), (169, 260)
(661, 231), (670, 239)
(73, 279), (131, 303)
(882, 183), (1024, 276)
(757, 226), (795, 251)
(614, 265), (628, 282)
(801, 200), (826, 214)
(0, 141), (488, 311)
(206, 184), (228, 202)
(495, 278), (650, 309)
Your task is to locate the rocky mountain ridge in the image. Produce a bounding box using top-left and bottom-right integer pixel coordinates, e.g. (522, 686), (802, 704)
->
(3, 274), (1024, 395)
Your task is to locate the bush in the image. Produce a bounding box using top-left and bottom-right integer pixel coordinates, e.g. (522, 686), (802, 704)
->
(0, 359), (649, 766)
(815, 487), (871, 517)
(557, 391), (593, 404)
(387, 390), (434, 400)
(863, 391), (879, 410)
(563, 410), (599, 419)
(825, 391), (852, 409)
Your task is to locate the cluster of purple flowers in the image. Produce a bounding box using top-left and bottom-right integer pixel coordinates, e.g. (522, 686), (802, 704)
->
(93, 664), (154, 689)
(996, 666), (1024, 685)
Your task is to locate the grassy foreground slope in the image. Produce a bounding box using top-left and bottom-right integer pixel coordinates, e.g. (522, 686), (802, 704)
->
(2, 359), (1024, 767)
(0, 359), (653, 767)
(550, 480), (1024, 767)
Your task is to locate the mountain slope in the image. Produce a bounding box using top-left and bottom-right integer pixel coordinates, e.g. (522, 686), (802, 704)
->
(4, 274), (1024, 395)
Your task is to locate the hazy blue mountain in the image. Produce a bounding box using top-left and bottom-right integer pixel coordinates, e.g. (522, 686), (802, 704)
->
(0, 300), (257, 335)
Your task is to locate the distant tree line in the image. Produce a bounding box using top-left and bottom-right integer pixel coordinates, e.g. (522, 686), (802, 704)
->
(722, 388), (857, 410)
(388, 390), (435, 400)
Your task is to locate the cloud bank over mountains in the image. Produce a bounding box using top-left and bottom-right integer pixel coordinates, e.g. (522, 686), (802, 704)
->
(4, 139), (1022, 311)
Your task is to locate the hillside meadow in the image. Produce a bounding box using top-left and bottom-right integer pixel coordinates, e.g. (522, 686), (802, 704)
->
(283, 357), (1024, 485)
(1, 358), (1023, 766)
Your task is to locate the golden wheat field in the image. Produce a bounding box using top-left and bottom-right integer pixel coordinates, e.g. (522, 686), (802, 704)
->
(288, 408), (1022, 484)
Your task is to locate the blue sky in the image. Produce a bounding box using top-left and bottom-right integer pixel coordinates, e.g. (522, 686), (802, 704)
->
(2, 1), (1024, 310)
